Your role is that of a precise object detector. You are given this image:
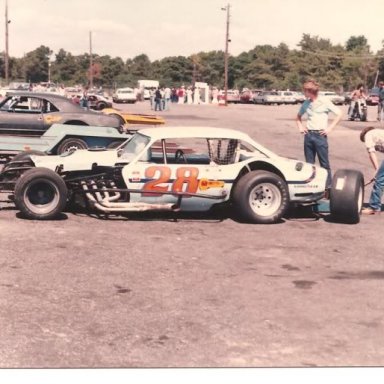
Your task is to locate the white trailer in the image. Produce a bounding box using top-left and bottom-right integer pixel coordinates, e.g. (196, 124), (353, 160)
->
(137, 80), (159, 100)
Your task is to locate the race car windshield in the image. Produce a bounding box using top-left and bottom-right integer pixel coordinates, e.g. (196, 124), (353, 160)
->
(120, 133), (151, 162)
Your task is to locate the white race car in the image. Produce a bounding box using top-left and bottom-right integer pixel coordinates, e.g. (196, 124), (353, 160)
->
(0, 127), (364, 224)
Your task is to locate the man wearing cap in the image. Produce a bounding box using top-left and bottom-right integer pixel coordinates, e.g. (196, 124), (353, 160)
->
(296, 79), (343, 188)
(378, 82), (384, 122)
(360, 126), (384, 214)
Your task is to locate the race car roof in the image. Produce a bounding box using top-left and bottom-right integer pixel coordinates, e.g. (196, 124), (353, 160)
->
(137, 127), (253, 141)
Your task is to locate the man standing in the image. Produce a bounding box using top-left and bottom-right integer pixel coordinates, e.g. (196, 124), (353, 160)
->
(377, 82), (384, 122)
(154, 88), (162, 112)
(360, 126), (384, 214)
(296, 80), (343, 188)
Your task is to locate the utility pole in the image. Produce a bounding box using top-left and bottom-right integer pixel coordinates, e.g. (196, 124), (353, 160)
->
(89, 31), (93, 88)
(222, 4), (231, 106)
(5, 0), (10, 85)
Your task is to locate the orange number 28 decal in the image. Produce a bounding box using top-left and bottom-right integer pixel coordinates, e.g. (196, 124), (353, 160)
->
(172, 167), (199, 194)
(142, 166), (199, 197)
(142, 166), (171, 196)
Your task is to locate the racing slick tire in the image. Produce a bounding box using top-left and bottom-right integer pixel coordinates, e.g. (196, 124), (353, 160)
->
(233, 170), (289, 224)
(330, 169), (364, 224)
(14, 167), (68, 220)
(56, 138), (88, 154)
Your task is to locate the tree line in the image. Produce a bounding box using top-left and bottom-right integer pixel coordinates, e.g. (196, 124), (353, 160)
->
(2, 34), (384, 91)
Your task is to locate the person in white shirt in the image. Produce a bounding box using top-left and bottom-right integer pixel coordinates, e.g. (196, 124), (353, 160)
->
(186, 87), (193, 104)
(296, 79), (343, 188)
(360, 127), (384, 214)
(164, 87), (171, 110)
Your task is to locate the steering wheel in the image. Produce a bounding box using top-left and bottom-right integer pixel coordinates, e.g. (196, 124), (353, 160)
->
(175, 149), (187, 164)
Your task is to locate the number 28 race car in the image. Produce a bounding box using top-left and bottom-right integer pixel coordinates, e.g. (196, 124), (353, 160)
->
(0, 127), (364, 224)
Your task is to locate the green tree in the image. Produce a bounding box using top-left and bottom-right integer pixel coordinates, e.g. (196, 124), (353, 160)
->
(23, 45), (52, 82)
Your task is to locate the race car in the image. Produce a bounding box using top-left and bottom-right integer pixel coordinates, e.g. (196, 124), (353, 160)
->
(102, 108), (165, 126)
(0, 92), (120, 136)
(0, 127), (364, 224)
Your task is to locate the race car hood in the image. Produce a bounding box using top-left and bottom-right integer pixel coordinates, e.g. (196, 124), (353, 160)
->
(31, 149), (120, 172)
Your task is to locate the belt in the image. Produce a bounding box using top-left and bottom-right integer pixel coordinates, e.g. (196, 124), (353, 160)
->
(307, 130), (323, 133)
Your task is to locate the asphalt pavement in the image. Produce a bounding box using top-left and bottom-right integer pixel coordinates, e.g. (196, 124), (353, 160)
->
(0, 101), (383, 367)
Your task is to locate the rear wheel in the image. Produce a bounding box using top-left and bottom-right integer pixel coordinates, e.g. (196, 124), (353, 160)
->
(56, 138), (88, 154)
(232, 170), (289, 224)
(330, 169), (364, 224)
(14, 167), (68, 220)
(97, 102), (107, 110)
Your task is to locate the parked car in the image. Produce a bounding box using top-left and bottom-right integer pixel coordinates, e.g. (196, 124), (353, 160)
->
(112, 88), (137, 104)
(343, 92), (352, 105)
(367, 88), (380, 106)
(240, 89), (254, 104)
(0, 82), (31, 98)
(0, 92), (121, 136)
(292, 91), (306, 103)
(318, 91), (345, 105)
(87, 94), (113, 110)
(240, 89), (261, 104)
(0, 127), (364, 224)
(277, 91), (297, 104)
(69, 93), (112, 111)
(218, 90), (240, 104)
(254, 91), (281, 105)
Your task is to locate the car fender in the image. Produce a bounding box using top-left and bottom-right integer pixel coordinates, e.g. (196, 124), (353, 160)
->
(233, 157), (327, 201)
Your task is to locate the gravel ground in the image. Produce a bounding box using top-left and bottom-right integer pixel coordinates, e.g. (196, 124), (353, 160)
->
(0, 101), (383, 367)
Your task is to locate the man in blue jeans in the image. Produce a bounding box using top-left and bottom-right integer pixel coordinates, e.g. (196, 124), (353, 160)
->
(360, 126), (384, 214)
(296, 80), (343, 188)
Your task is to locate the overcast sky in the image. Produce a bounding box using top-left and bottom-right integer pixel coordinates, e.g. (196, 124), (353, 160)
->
(5, 0), (384, 60)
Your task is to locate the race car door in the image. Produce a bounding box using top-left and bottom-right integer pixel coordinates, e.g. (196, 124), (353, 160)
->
(0, 95), (45, 135)
(125, 137), (237, 211)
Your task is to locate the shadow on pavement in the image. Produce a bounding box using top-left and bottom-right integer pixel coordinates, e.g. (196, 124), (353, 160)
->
(15, 212), (68, 221)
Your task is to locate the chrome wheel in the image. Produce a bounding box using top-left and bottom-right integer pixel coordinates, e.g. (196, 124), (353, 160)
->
(24, 180), (60, 215)
(249, 183), (282, 217)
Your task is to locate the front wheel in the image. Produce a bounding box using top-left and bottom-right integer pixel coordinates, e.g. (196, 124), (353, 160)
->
(330, 169), (364, 224)
(232, 170), (289, 224)
(14, 167), (68, 220)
